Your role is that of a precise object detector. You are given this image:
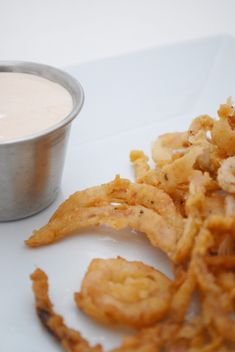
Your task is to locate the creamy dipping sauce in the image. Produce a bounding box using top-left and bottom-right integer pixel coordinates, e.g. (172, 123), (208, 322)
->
(0, 72), (73, 141)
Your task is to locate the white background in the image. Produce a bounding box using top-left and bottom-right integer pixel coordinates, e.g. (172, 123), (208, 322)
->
(1, 0), (235, 67)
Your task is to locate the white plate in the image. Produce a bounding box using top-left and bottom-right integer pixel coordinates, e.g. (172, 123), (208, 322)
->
(1, 34), (235, 351)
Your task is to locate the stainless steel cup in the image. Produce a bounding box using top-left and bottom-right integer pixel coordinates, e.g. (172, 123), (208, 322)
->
(0, 61), (84, 221)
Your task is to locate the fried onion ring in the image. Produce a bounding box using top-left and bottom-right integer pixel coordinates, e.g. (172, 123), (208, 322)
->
(26, 204), (176, 256)
(50, 176), (183, 238)
(75, 257), (172, 328)
(27, 99), (235, 351)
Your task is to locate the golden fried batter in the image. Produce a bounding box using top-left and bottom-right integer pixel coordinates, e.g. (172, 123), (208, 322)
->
(50, 176), (183, 236)
(27, 99), (235, 351)
(213, 120), (235, 156)
(30, 268), (102, 352)
(129, 150), (150, 182)
(26, 204), (176, 256)
(151, 132), (189, 167)
(217, 156), (235, 193)
(75, 257), (172, 328)
(188, 114), (214, 136)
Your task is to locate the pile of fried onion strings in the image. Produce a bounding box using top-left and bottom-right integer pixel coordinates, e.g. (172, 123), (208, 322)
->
(27, 100), (235, 351)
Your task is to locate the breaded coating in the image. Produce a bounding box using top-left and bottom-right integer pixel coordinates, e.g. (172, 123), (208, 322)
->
(27, 99), (235, 351)
(30, 268), (102, 352)
(50, 176), (183, 236)
(26, 204), (177, 256)
(75, 257), (172, 328)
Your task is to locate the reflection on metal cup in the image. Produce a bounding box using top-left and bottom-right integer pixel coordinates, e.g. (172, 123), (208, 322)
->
(0, 61), (84, 221)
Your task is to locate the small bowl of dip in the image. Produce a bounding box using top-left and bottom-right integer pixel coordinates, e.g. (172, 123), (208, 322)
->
(0, 61), (84, 221)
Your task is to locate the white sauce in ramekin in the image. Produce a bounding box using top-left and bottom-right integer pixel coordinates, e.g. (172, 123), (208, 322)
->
(0, 72), (73, 141)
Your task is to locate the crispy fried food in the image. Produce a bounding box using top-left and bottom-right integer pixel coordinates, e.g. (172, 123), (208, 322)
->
(216, 271), (235, 299)
(225, 194), (235, 215)
(172, 217), (199, 263)
(217, 156), (235, 193)
(218, 99), (235, 119)
(188, 114), (214, 137)
(112, 323), (175, 352)
(50, 176), (183, 234)
(203, 293), (235, 343)
(212, 118), (235, 156)
(26, 175), (184, 257)
(129, 150), (150, 182)
(131, 146), (203, 211)
(26, 204), (176, 255)
(31, 268), (227, 352)
(28, 99), (235, 351)
(151, 132), (189, 167)
(114, 317), (229, 352)
(205, 255), (235, 268)
(155, 146), (202, 192)
(192, 230), (235, 344)
(30, 268), (102, 352)
(187, 115), (220, 175)
(212, 100), (235, 157)
(75, 257), (172, 328)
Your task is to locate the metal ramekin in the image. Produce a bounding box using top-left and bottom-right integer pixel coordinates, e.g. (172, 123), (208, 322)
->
(0, 61), (84, 221)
